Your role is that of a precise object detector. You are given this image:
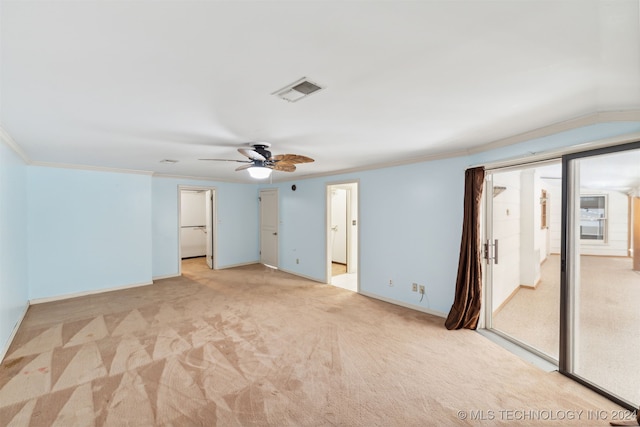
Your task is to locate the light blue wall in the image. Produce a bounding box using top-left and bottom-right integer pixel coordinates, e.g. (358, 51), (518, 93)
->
(27, 167), (153, 299)
(262, 121), (640, 315)
(261, 156), (470, 315)
(0, 143), (29, 355)
(152, 177), (259, 278)
(357, 159), (470, 313)
(276, 179), (328, 278)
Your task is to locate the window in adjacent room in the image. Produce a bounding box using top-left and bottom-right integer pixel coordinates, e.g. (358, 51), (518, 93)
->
(579, 195), (606, 241)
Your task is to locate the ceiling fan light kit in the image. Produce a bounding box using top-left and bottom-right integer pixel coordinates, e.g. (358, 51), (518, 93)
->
(247, 166), (273, 179)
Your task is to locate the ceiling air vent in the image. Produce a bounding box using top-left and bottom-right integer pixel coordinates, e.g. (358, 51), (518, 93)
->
(272, 77), (324, 103)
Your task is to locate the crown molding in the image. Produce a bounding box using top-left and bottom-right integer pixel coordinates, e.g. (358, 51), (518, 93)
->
(0, 126), (31, 164)
(476, 131), (640, 171)
(279, 109), (640, 183)
(30, 161), (154, 176)
(152, 173), (244, 183)
(272, 148), (471, 183)
(466, 109), (640, 155)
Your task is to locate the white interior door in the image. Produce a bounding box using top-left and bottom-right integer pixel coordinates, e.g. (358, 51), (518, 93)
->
(260, 189), (278, 267)
(205, 189), (214, 269)
(331, 188), (348, 264)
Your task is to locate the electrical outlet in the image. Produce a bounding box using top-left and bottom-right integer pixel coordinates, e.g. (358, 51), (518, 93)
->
(296, 258), (299, 264)
(412, 283), (418, 292)
(389, 279), (393, 287)
(419, 285), (425, 294)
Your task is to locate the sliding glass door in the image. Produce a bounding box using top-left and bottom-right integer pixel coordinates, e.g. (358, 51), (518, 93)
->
(485, 161), (561, 362)
(484, 141), (640, 409)
(561, 141), (640, 408)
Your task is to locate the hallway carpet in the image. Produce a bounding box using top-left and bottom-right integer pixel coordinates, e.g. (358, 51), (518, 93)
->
(493, 255), (640, 405)
(0, 261), (627, 426)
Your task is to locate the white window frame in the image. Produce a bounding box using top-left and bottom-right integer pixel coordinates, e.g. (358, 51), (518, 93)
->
(579, 194), (607, 244)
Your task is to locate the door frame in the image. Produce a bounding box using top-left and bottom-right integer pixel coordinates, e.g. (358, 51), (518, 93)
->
(326, 180), (359, 290)
(259, 188), (279, 268)
(477, 138), (639, 411)
(482, 160), (561, 365)
(559, 140), (640, 411)
(330, 187), (349, 267)
(178, 185), (217, 274)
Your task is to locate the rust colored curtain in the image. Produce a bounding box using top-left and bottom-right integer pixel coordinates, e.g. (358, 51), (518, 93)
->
(445, 166), (485, 330)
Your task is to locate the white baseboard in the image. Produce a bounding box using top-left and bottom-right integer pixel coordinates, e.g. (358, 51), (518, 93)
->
(278, 268), (325, 283)
(1, 302), (30, 363)
(152, 273), (180, 280)
(30, 281), (153, 305)
(359, 291), (447, 318)
(275, 269), (446, 317)
(217, 260), (260, 270)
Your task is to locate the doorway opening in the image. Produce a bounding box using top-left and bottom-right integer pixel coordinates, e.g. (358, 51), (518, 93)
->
(326, 182), (359, 292)
(484, 161), (561, 363)
(178, 186), (216, 274)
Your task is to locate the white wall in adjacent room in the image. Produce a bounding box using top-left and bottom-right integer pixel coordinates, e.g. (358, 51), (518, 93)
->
(180, 190), (207, 258)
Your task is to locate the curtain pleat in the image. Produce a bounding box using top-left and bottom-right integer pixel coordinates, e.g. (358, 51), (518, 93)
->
(445, 166), (485, 330)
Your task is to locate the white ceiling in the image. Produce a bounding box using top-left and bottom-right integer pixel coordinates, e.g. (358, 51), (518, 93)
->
(537, 149), (640, 193)
(1, 0), (639, 183)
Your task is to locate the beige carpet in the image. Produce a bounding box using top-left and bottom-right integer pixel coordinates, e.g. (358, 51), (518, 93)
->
(492, 255), (561, 359)
(493, 255), (640, 406)
(0, 259), (628, 426)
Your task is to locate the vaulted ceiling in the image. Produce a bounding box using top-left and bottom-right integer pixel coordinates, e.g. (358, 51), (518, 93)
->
(1, 0), (639, 182)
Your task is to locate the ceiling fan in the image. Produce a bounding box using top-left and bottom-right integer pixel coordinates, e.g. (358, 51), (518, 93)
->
(199, 142), (314, 179)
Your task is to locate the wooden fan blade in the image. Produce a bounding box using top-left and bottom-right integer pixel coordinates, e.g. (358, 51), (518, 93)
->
(235, 164), (254, 171)
(273, 154), (314, 164)
(272, 163), (296, 172)
(199, 158), (251, 163)
(238, 148), (266, 161)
